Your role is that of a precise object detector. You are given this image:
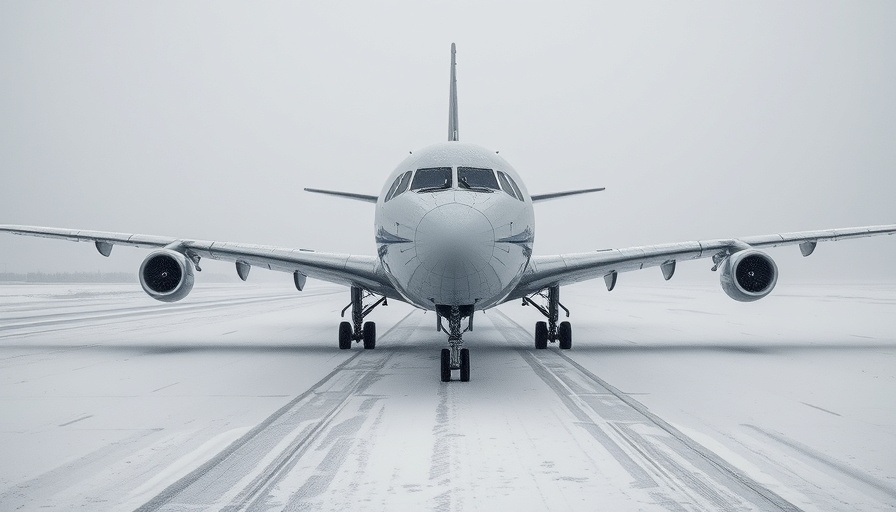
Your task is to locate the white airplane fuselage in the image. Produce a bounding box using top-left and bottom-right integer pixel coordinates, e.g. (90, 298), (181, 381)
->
(375, 142), (534, 310)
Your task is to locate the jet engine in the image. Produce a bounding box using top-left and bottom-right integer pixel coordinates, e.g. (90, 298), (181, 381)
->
(719, 249), (778, 302)
(139, 249), (195, 302)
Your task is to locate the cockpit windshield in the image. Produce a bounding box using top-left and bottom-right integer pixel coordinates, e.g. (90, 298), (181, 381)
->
(457, 167), (499, 192)
(411, 167), (452, 192)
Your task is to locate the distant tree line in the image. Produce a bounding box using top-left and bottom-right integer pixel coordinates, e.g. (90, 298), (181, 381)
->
(0, 271), (235, 283)
(0, 272), (136, 283)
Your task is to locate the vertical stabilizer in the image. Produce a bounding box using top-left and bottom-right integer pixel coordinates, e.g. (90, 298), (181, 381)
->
(448, 43), (459, 141)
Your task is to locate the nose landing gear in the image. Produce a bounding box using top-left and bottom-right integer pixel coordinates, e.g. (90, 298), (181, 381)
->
(438, 305), (472, 382)
(338, 287), (386, 350)
(524, 285), (572, 350)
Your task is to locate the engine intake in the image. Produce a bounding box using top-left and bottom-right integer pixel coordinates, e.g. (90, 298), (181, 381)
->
(139, 249), (194, 302)
(720, 249), (778, 302)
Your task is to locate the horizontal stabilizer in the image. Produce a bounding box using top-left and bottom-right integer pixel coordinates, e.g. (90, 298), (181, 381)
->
(530, 187), (605, 203)
(303, 188), (378, 203)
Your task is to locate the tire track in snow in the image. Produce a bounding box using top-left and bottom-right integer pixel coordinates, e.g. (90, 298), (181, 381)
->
(0, 429), (164, 511)
(743, 424), (896, 503)
(0, 290), (332, 324)
(0, 289), (341, 339)
(135, 310), (417, 512)
(429, 375), (458, 512)
(490, 309), (801, 512)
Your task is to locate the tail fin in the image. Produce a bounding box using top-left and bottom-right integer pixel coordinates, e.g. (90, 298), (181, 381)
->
(448, 43), (459, 141)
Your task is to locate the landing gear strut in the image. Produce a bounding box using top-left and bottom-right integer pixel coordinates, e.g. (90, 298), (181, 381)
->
(338, 287), (386, 350)
(438, 305), (472, 382)
(523, 285), (572, 350)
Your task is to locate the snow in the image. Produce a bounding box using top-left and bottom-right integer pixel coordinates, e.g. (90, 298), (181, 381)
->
(0, 280), (894, 511)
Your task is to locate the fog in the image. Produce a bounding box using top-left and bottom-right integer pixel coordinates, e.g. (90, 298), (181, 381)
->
(2, 1), (895, 285)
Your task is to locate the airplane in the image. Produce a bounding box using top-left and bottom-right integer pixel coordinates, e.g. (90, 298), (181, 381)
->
(2, 43), (895, 383)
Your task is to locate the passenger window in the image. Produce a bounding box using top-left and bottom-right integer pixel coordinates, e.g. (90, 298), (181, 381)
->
(393, 171), (412, 197)
(384, 174), (404, 202)
(457, 167), (499, 191)
(496, 171), (518, 199)
(498, 171), (524, 201)
(411, 167), (452, 191)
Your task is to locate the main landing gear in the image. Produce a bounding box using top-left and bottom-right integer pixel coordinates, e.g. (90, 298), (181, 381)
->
(523, 285), (572, 350)
(438, 305), (473, 382)
(338, 287), (387, 350)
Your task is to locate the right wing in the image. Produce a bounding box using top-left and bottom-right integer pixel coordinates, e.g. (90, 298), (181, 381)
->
(0, 224), (402, 300)
(507, 224), (896, 300)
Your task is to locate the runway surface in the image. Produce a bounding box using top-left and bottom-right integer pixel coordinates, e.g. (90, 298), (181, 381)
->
(0, 281), (894, 511)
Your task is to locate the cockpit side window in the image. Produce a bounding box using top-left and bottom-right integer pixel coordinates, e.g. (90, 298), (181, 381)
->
(393, 171), (412, 197)
(384, 174), (404, 202)
(385, 170), (412, 201)
(506, 173), (525, 200)
(497, 171), (524, 201)
(411, 167), (452, 192)
(496, 171), (518, 199)
(457, 167), (499, 191)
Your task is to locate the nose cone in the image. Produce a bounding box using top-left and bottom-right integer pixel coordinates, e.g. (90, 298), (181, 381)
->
(415, 203), (495, 274)
(413, 203), (499, 305)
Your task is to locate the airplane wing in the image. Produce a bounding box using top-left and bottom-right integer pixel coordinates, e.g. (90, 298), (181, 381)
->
(507, 224), (896, 300)
(303, 188), (379, 203)
(0, 225), (402, 300)
(530, 187), (605, 202)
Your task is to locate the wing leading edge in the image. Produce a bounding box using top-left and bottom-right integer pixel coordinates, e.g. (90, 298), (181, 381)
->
(530, 187), (605, 202)
(303, 188), (378, 203)
(0, 225), (401, 300)
(507, 224), (896, 300)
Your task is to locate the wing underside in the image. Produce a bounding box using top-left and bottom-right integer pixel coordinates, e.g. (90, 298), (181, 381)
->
(0, 225), (402, 300)
(507, 224), (896, 301)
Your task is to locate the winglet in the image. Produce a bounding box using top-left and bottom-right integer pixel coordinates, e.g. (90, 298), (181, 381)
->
(448, 43), (459, 141)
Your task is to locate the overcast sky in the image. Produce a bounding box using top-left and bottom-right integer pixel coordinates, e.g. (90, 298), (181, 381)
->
(1, 1), (895, 286)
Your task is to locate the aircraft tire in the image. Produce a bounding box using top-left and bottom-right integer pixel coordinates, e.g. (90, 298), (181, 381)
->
(558, 321), (572, 350)
(459, 348), (471, 382)
(363, 321), (376, 349)
(440, 348), (451, 382)
(338, 321), (352, 350)
(535, 321), (548, 349)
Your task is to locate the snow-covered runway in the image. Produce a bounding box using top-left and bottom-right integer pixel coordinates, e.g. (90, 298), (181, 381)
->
(1, 281), (894, 511)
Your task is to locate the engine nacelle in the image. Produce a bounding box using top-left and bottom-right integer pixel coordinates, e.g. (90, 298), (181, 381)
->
(719, 249), (778, 302)
(139, 249), (195, 302)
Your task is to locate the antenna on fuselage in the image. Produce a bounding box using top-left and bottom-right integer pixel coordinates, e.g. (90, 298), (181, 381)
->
(448, 43), (459, 142)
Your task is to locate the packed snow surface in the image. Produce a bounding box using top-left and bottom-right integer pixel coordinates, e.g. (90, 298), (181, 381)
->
(0, 281), (894, 511)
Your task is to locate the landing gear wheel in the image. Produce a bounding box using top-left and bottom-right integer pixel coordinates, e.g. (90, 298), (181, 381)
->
(338, 321), (352, 350)
(535, 321), (548, 349)
(558, 321), (572, 350)
(459, 348), (471, 382)
(363, 321), (376, 349)
(440, 348), (451, 382)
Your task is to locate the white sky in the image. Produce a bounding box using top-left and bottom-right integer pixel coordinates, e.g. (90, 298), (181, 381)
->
(1, 1), (895, 285)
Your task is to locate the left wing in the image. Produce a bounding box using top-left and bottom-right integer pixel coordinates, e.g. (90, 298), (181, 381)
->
(507, 224), (896, 300)
(303, 188), (378, 203)
(0, 225), (401, 300)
